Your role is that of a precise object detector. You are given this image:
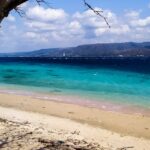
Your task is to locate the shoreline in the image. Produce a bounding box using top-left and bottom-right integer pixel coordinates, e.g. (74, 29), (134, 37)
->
(0, 88), (150, 117)
(0, 93), (150, 139)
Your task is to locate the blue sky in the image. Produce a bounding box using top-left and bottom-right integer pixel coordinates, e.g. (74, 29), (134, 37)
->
(0, 0), (150, 52)
(54, 0), (149, 15)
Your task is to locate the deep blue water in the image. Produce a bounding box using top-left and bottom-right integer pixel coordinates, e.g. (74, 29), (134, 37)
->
(0, 57), (150, 111)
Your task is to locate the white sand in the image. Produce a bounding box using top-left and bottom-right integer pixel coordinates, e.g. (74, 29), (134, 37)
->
(0, 106), (150, 150)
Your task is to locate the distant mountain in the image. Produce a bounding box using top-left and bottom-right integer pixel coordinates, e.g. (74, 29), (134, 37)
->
(1, 42), (150, 57)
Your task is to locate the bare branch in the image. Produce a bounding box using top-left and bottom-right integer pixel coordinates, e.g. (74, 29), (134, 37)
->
(14, 7), (26, 17)
(0, 0), (52, 23)
(0, 0), (110, 28)
(36, 0), (51, 7)
(83, 0), (111, 28)
(0, 0), (27, 23)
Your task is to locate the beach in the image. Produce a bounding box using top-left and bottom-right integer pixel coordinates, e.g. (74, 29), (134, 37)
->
(1, 0), (150, 149)
(0, 93), (150, 150)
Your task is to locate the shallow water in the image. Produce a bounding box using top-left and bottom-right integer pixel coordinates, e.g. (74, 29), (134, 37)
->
(0, 58), (150, 114)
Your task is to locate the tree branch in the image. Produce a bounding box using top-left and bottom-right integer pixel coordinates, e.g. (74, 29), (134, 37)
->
(0, 0), (27, 23)
(83, 0), (110, 28)
(0, 0), (110, 28)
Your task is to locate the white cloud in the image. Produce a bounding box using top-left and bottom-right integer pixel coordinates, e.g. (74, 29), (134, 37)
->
(125, 9), (150, 27)
(26, 6), (67, 22)
(74, 8), (130, 37)
(130, 16), (150, 27)
(95, 24), (130, 36)
(25, 21), (58, 31)
(125, 10), (140, 19)
(0, 4), (150, 52)
(19, 2), (28, 9)
(6, 15), (15, 22)
(25, 32), (37, 38)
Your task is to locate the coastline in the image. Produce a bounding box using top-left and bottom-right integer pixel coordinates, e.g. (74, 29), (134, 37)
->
(0, 93), (150, 139)
(0, 87), (150, 116)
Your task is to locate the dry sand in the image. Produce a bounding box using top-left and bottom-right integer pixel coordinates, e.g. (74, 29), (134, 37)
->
(0, 93), (150, 149)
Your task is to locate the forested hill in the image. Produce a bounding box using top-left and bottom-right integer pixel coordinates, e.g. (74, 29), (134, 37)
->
(1, 42), (150, 57)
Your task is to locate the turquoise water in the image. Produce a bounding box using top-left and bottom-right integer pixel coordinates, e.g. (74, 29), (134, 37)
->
(0, 61), (150, 113)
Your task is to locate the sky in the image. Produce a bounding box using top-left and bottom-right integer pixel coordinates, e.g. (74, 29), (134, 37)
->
(0, 0), (150, 52)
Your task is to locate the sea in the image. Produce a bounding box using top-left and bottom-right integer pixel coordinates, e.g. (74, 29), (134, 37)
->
(0, 57), (150, 115)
